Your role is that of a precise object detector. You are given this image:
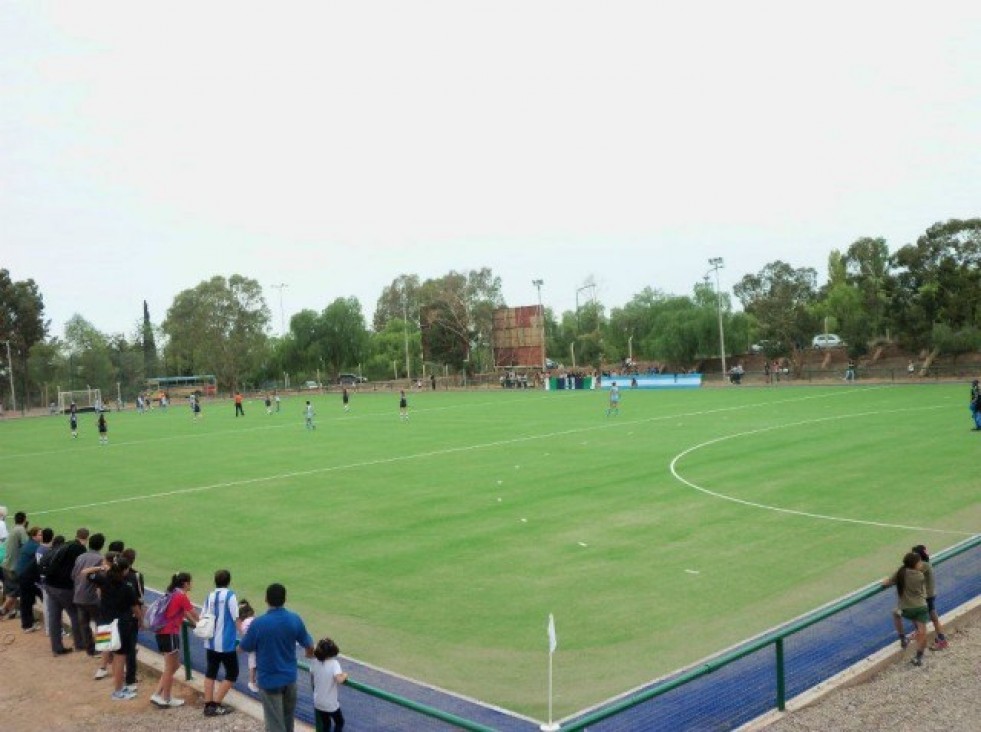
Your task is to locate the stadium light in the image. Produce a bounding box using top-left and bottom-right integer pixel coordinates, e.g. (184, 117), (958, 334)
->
(271, 283), (288, 336)
(707, 258), (727, 377)
(2, 339), (14, 412)
(532, 279), (545, 370)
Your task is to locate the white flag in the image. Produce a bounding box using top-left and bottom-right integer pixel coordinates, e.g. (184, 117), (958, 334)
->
(547, 613), (557, 654)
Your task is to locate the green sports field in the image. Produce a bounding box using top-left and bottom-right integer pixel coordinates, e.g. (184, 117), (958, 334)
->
(2, 383), (978, 719)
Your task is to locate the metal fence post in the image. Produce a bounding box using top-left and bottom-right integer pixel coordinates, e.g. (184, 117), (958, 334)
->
(182, 622), (193, 681)
(775, 637), (786, 711)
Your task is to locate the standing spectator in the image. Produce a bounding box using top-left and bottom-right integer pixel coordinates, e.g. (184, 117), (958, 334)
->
(239, 583), (314, 732)
(431, 373), (436, 390)
(274, 391), (281, 413)
(235, 391), (245, 417)
(151, 572), (199, 708)
(97, 412), (108, 445)
(35, 527), (55, 636)
(16, 526), (43, 631)
(202, 569), (240, 717)
(911, 545), (949, 650)
(970, 379), (981, 431)
(72, 532), (107, 660)
(882, 551), (930, 666)
(1, 511), (29, 618)
(238, 600), (258, 692)
(120, 548), (144, 690)
(844, 359), (856, 382)
(907, 359), (915, 377)
(311, 637), (348, 732)
(763, 359), (771, 384)
(81, 556), (141, 700)
(42, 528), (89, 655)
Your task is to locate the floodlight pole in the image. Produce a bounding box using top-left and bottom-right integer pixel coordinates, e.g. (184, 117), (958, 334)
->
(532, 279), (545, 369)
(402, 294), (411, 381)
(271, 283), (288, 336)
(707, 258), (727, 377)
(2, 340), (15, 412)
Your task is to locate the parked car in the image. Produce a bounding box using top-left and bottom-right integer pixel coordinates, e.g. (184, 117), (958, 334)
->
(545, 358), (558, 370)
(811, 333), (843, 349)
(302, 380), (321, 390)
(338, 373), (368, 385)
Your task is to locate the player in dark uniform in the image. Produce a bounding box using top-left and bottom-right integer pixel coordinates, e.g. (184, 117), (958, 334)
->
(69, 406), (78, 438)
(970, 379), (981, 431)
(342, 388), (350, 413)
(399, 390), (408, 421)
(97, 413), (108, 445)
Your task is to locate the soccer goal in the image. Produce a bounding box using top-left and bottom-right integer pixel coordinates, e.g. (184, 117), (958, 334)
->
(57, 388), (103, 414)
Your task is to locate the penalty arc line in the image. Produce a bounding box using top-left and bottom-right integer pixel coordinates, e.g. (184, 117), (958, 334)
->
(668, 405), (977, 537)
(29, 388), (907, 517)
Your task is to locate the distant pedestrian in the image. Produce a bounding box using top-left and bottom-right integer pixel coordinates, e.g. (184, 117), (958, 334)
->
(970, 379), (981, 431)
(907, 360), (915, 377)
(844, 359), (856, 382)
(274, 392), (281, 413)
(239, 583), (314, 732)
(305, 401), (316, 430)
(399, 390), (408, 421)
(311, 637), (348, 731)
(882, 552), (929, 666)
(606, 382), (620, 417)
(911, 545), (949, 650)
(97, 413), (108, 445)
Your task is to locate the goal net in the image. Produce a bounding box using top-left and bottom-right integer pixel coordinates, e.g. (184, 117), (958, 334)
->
(57, 388), (103, 414)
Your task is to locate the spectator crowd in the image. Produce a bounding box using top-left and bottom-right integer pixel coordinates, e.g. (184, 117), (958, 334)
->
(0, 506), (348, 732)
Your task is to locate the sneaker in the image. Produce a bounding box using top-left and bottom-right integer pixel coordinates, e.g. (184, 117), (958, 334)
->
(930, 638), (949, 651)
(123, 684), (138, 693)
(111, 689), (137, 701)
(167, 698), (185, 708)
(203, 704), (217, 717)
(94, 667), (109, 680)
(23, 623), (40, 633)
(910, 656), (923, 667)
(247, 682), (259, 693)
(53, 648), (73, 656)
(150, 693), (170, 708)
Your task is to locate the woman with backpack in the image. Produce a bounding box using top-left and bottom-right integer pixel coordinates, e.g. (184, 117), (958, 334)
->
(149, 572), (199, 708)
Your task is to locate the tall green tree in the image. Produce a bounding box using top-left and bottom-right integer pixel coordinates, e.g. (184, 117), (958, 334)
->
(320, 297), (370, 377)
(0, 269), (48, 409)
(890, 219), (981, 349)
(63, 315), (114, 391)
(418, 268), (504, 371)
(142, 300), (159, 377)
(842, 237), (893, 339)
(162, 275), (271, 391)
(734, 261), (819, 373)
(373, 274), (422, 332)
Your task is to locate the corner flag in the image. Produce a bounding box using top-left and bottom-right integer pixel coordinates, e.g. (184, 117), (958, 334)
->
(547, 613), (557, 654)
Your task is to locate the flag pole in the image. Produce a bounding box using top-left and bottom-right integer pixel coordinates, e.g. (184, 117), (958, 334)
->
(541, 613), (560, 731)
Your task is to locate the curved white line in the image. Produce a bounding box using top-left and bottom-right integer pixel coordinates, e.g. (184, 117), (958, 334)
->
(669, 406), (977, 536)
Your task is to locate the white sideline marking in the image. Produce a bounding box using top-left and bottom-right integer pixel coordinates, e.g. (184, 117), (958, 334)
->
(669, 406), (976, 536)
(27, 387), (899, 517)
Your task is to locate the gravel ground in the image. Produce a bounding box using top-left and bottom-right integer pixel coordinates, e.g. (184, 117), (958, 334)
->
(0, 616), (300, 732)
(763, 609), (981, 732)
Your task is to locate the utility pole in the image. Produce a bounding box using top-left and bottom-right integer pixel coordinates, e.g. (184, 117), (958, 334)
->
(532, 279), (545, 370)
(271, 283), (288, 336)
(707, 258), (727, 377)
(2, 340), (15, 411)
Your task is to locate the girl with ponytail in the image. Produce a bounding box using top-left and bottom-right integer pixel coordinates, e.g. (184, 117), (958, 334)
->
(882, 552), (929, 666)
(151, 572), (199, 707)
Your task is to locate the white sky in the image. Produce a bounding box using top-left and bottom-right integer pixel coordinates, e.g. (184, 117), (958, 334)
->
(3, 1), (980, 339)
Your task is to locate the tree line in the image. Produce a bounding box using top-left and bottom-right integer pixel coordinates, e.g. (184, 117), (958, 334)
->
(1, 218), (978, 409)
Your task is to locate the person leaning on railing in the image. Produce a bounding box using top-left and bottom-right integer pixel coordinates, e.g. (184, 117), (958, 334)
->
(882, 552), (930, 667)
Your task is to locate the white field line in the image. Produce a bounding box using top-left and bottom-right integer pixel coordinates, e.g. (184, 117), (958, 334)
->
(28, 387), (899, 517)
(669, 405), (977, 536)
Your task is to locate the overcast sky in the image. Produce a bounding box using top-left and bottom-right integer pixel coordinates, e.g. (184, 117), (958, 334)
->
(3, 2), (980, 339)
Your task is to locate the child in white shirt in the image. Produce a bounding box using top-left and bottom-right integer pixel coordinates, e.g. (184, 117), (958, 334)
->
(310, 637), (348, 731)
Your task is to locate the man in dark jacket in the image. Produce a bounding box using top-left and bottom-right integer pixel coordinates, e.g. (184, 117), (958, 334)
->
(42, 528), (89, 655)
